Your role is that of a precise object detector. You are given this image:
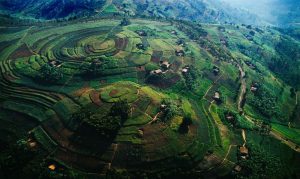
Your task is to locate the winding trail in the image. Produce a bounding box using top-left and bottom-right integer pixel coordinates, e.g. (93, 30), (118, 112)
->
(236, 64), (300, 152)
(237, 64), (246, 113)
(147, 111), (162, 124)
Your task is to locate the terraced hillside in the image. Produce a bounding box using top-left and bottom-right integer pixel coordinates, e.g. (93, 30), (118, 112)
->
(0, 18), (300, 178)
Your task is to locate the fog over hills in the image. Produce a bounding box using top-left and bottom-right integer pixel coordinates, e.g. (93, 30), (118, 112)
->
(221, 0), (300, 26)
(0, 0), (299, 26)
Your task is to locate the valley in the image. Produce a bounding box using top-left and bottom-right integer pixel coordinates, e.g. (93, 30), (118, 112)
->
(0, 16), (300, 178)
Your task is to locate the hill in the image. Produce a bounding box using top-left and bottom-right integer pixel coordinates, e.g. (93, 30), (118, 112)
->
(0, 18), (300, 178)
(0, 0), (263, 25)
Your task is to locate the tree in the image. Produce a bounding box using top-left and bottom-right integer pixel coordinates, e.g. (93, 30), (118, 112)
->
(38, 63), (63, 83)
(120, 17), (131, 26)
(237, 143), (284, 179)
(179, 114), (193, 133)
(72, 100), (130, 139)
(160, 99), (181, 122)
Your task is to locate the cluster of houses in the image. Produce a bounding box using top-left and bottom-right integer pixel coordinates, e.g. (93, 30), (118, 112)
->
(233, 145), (250, 173)
(150, 60), (172, 75)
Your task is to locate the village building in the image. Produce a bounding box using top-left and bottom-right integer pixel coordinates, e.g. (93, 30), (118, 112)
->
(176, 39), (185, 46)
(250, 82), (260, 92)
(136, 30), (147, 36)
(213, 66), (220, 75)
(213, 91), (221, 101)
(160, 104), (167, 110)
(160, 61), (171, 70)
(48, 164), (56, 171)
(226, 114), (234, 121)
(175, 49), (185, 57)
(48, 60), (62, 68)
(239, 146), (249, 159)
(136, 43), (145, 50)
(27, 138), (37, 149)
(182, 68), (188, 73)
(250, 86), (258, 92)
(245, 34), (253, 41)
(171, 30), (177, 35)
(182, 66), (190, 73)
(234, 165), (242, 172)
(150, 69), (163, 75)
(245, 61), (256, 69)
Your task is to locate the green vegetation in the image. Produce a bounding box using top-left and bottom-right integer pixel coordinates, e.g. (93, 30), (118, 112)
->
(0, 16), (299, 179)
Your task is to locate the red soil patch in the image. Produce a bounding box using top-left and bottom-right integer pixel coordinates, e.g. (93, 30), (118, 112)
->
(54, 148), (107, 172)
(142, 123), (171, 161)
(72, 84), (92, 97)
(10, 44), (34, 59)
(115, 38), (129, 50)
(89, 90), (103, 106)
(149, 73), (181, 89)
(171, 60), (182, 72)
(42, 115), (73, 149)
(109, 89), (119, 97)
(151, 51), (163, 63)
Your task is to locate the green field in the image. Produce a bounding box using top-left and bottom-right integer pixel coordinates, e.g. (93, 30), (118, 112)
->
(0, 17), (299, 178)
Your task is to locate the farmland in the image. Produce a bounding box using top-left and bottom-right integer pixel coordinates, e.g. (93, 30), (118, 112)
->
(0, 17), (300, 178)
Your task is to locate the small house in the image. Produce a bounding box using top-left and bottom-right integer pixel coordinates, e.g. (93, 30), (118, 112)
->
(213, 66), (220, 75)
(151, 69), (163, 75)
(182, 68), (188, 73)
(234, 165), (242, 172)
(250, 82), (259, 92)
(239, 146), (249, 159)
(136, 43), (145, 50)
(176, 39), (185, 46)
(213, 92), (221, 100)
(27, 138), (37, 149)
(48, 164), (56, 171)
(171, 30), (177, 35)
(160, 61), (171, 69)
(48, 60), (62, 67)
(182, 66), (190, 73)
(245, 34), (253, 41)
(136, 30), (147, 36)
(250, 86), (258, 92)
(175, 49), (185, 57)
(160, 104), (167, 110)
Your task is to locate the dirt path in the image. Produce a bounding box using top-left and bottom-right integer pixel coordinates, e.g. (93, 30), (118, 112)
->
(147, 112), (162, 124)
(241, 129), (246, 146)
(270, 131), (300, 152)
(202, 73), (223, 100)
(108, 143), (118, 169)
(96, 0), (112, 14)
(220, 144), (237, 165)
(244, 114), (300, 152)
(237, 64), (246, 113)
